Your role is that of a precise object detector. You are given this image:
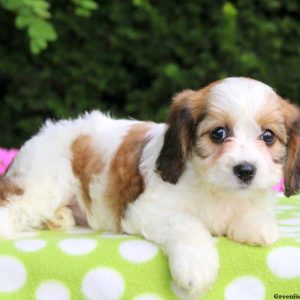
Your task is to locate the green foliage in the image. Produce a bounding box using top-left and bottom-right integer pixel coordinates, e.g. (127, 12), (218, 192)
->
(1, 0), (56, 53)
(0, 0), (97, 53)
(0, 0), (299, 147)
(71, 0), (98, 17)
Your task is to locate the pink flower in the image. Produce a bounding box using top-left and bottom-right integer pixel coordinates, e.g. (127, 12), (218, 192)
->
(272, 178), (284, 192)
(0, 148), (18, 175)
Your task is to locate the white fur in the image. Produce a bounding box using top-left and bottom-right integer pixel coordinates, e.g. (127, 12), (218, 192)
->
(1, 77), (283, 298)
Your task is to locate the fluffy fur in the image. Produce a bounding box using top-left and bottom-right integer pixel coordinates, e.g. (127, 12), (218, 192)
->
(1, 77), (300, 298)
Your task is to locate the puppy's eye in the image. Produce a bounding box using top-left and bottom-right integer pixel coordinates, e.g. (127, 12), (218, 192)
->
(261, 129), (276, 146)
(210, 127), (228, 143)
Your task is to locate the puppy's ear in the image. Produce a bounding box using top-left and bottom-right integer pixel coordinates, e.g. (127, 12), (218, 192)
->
(283, 102), (300, 197)
(156, 90), (202, 184)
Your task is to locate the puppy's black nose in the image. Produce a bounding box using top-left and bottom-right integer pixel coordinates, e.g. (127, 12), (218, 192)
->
(233, 162), (256, 183)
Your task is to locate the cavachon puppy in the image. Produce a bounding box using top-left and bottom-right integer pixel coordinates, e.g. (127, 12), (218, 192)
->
(1, 77), (300, 298)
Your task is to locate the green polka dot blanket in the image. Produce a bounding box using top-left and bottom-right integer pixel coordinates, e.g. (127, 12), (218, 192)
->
(0, 195), (299, 300)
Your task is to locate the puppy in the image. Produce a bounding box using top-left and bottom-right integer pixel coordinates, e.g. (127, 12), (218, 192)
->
(1, 77), (300, 298)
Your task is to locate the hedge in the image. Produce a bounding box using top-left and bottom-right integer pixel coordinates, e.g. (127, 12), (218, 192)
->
(0, 0), (299, 147)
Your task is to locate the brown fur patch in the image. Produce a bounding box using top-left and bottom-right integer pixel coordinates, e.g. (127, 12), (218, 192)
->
(0, 177), (23, 205)
(266, 141), (286, 165)
(156, 86), (213, 183)
(189, 80), (221, 120)
(71, 135), (104, 210)
(105, 123), (151, 229)
(192, 81), (234, 161)
(284, 133), (300, 196)
(255, 97), (289, 165)
(257, 97), (288, 145)
(281, 99), (300, 196)
(284, 102), (300, 196)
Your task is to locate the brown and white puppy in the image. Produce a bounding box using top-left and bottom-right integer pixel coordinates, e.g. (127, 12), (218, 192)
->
(1, 77), (300, 298)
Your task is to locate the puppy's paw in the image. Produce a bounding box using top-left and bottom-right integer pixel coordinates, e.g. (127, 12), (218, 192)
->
(169, 246), (219, 298)
(227, 212), (278, 246)
(45, 206), (75, 231)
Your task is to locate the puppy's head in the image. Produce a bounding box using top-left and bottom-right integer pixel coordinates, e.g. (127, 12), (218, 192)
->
(156, 77), (300, 196)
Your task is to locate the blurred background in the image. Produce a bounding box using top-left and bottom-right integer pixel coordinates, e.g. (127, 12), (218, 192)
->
(0, 0), (299, 147)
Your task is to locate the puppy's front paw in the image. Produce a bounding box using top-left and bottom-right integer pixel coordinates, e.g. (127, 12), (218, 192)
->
(45, 206), (75, 230)
(227, 212), (278, 246)
(169, 246), (219, 298)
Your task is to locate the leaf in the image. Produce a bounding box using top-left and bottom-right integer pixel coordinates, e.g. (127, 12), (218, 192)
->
(30, 19), (57, 40)
(29, 39), (40, 54)
(72, 0), (98, 14)
(164, 63), (180, 79)
(15, 14), (31, 28)
(79, 0), (98, 10)
(223, 2), (238, 18)
(74, 7), (91, 17)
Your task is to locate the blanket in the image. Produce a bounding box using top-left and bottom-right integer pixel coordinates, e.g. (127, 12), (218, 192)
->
(0, 195), (298, 300)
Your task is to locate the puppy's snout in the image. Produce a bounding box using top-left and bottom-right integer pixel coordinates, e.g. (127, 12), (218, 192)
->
(233, 162), (256, 183)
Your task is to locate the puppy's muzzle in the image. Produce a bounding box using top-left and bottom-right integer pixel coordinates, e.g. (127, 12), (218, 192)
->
(233, 162), (256, 183)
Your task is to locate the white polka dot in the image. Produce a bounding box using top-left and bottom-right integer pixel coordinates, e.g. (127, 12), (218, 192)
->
(58, 238), (97, 255)
(279, 226), (300, 233)
(0, 256), (27, 292)
(225, 276), (265, 300)
(133, 293), (164, 300)
(36, 281), (70, 300)
(66, 227), (95, 235)
(119, 240), (159, 263)
(101, 232), (129, 239)
(15, 239), (46, 252)
(81, 267), (124, 300)
(268, 246), (300, 278)
(276, 205), (295, 211)
(278, 218), (300, 226)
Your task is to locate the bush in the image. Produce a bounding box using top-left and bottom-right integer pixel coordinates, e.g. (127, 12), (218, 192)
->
(0, 0), (299, 147)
